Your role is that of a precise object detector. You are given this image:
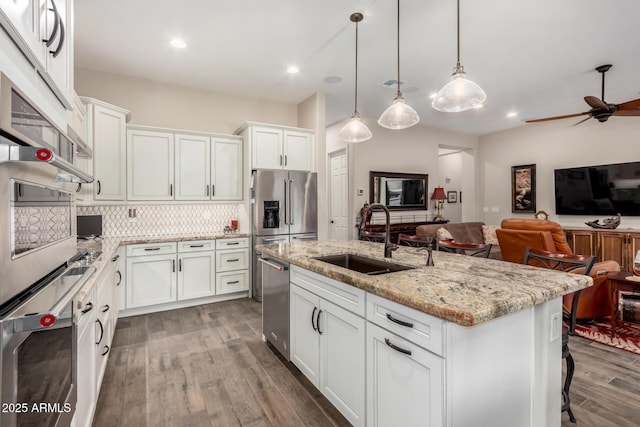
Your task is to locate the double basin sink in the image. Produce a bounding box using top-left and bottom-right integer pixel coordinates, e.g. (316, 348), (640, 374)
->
(313, 254), (414, 276)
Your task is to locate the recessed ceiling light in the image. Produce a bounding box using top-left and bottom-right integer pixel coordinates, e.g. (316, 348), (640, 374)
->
(506, 111), (518, 118)
(429, 92), (438, 99)
(287, 66), (300, 74)
(170, 38), (187, 49)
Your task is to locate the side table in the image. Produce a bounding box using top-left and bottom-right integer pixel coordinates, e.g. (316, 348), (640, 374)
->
(607, 271), (640, 336)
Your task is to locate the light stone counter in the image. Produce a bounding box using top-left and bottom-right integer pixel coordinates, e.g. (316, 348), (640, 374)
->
(74, 232), (249, 306)
(256, 239), (593, 327)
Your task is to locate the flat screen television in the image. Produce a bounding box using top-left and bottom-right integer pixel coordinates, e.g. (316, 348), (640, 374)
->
(554, 161), (640, 216)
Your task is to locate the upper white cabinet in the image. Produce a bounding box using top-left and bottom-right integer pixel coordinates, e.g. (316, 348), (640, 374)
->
(82, 98), (130, 202)
(127, 127), (175, 201)
(0, 0), (74, 108)
(237, 123), (314, 172)
(174, 133), (243, 201)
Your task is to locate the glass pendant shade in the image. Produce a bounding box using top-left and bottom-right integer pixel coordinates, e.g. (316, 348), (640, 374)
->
(432, 67), (486, 112)
(378, 95), (420, 129)
(338, 113), (372, 143)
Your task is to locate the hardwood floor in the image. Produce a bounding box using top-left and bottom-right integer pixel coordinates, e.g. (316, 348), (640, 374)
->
(93, 298), (640, 427)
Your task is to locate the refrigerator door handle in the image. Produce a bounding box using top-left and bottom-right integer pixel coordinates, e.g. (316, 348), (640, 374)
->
(283, 178), (288, 225)
(289, 179), (294, 225)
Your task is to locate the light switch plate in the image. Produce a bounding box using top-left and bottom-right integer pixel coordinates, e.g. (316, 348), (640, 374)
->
(357, 188), (364, 196)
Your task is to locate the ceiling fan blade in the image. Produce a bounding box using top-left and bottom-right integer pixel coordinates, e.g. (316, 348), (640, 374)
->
(525, 112), (589, 123)
(616, 98), (640, 111)
(613, 109), (640, 116)
(584, 96), (608, 110)
(572, 116), (593, 126)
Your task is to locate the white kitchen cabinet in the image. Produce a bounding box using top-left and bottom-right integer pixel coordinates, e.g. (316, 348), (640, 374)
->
(114, 247), (125, 313)
(74, 286), (96, 427)
(238, 123), (314, 171)
(366, 323), (444, 427)
(177, 250), (216, 300)
(216, 270), (249, 295)
(82, 98), (130, 201)
(289, 269), (366, 427)
(42, 0), (72, 105)
(215, 248), (249, 272)
(0, 0), (45, 66)
(95, 254), (118, 392)
(175, 133), (210, 200)
(212, 137), (243, 200)
(127, 128), (174, 201)
(126, 253), (177, 309)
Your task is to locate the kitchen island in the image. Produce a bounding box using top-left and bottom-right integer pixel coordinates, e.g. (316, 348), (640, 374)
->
(256, 240), (592, 427)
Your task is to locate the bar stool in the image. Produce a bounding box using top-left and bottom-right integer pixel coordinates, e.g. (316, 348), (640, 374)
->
(523, 247), (596, 424)
(398, 234), (433, 247)
(435, 240), (492, 258)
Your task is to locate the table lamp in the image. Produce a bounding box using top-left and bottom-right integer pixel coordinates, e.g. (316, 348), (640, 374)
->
(431, 187), (447, 221)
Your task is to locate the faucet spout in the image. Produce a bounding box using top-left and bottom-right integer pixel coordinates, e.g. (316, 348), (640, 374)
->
(362, 203), (398, 258)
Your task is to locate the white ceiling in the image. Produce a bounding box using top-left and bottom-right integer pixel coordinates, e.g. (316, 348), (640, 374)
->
(74, 0), (640, 135)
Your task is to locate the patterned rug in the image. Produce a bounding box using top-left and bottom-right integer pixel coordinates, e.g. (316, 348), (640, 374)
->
(573, 321), (640, 355)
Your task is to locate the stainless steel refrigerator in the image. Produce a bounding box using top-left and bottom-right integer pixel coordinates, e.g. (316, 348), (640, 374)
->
(251, 169), (317, 302)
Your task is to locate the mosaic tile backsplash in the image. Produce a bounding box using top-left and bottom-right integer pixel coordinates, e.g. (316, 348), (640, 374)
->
(77, 204), (240, 238)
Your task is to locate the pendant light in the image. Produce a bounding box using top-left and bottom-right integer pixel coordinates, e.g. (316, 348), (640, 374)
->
(338, 13), (372, 143)
(378, 0), (419, 129)
(432, 0), (486, 113)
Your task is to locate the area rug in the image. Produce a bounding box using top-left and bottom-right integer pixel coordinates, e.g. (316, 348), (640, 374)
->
(573, 321), (640, 355)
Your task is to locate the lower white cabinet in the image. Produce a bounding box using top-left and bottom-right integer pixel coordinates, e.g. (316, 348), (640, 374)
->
(74, 288), (97, 427)
(216, 270), (249, 295)
(126, 252), (177, 309)
(178, 251), (216, 300)
(290, 280), (365, 427)
(366, 323), (444, 427)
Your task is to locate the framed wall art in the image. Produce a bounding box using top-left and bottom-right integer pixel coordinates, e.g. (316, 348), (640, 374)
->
(511, 164), (536, 213)
(447, 191), (457, 203)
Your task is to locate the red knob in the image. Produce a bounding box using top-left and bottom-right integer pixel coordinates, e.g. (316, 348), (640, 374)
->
(36, 149), (52, 161)
(40, 314), (56, 327)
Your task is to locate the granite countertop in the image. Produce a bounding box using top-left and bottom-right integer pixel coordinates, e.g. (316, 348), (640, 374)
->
(256, 240), (593, 327)
(74, 232), (250, 306)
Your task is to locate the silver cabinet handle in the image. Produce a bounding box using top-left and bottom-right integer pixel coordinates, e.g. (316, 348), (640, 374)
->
(258, 258), (288, 271)
(288, 179), (294, 225)
(284, 154), (287, 166)
(283, 178), (288, 224)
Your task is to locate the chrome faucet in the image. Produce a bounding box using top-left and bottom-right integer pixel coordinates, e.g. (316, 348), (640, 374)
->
(362, 203), (398, 258)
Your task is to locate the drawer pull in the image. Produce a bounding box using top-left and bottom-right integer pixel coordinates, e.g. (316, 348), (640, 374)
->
(227, 280), (240, 284)
(317, 309), (323, 335)
(311, 307), (318, 331)
(102, 304), (110, 313)
(226, 258), (239, 262)
(144, 247), (161, 251)
(385, 338), (412, 356)
(111, 255), (120, 262)
(226, 242), (240, 246)
(102, 345), (110, 356)
(189, 244), (205, 248)
(95, 319), (104, 345)
(81, 302), (93, 314)
(386, 313), (414, 328)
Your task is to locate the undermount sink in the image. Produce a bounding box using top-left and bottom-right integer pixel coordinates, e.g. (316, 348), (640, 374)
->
(312, 254), (414, 275)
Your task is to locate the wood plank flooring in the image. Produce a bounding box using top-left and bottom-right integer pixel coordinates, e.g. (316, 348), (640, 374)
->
(93, 298), (640, 427)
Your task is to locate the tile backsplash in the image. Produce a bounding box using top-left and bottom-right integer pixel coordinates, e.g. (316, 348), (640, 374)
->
(77, 204), (239, 237)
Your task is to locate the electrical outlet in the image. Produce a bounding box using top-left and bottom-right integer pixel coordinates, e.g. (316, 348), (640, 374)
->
(491, 207), (500, 213)
(357, 188), (364, 196)
(550, 313), (561, 342)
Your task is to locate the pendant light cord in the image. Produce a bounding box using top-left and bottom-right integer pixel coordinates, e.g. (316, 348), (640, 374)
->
(354, 19), (359, 114)
(456, 0), (461, 68)
(396, 0), (401, 97)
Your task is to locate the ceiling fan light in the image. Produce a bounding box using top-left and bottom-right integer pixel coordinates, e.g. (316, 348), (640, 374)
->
(378, 95), (420, 129)
(432, 68), (487, 113)
(338, 113), (372, 143)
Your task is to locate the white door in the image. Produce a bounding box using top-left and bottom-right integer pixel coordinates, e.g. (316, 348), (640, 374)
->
(329, 150), (349, 240)
(319, 299), (366, 427)
(283, 130), (313, 171)
(127, 129), (174, 200)
(92, 104), (127, 200)
(175, 133), (210, 200)
(290, 284), (320, 387)
(211, 137), (242, 200)
(126, 254), (177, 308)
(366, 323), (444, 427)
(251, 126), (283, 169)
(177, 251), (215, 300)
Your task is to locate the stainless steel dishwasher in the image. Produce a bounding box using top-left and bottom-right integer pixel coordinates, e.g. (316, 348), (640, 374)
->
(259, 255), (290, 360)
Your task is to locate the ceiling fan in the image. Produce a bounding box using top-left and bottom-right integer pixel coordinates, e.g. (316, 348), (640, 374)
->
(526, 64), (640, 125)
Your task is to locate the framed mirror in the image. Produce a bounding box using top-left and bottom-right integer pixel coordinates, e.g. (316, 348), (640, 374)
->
(369, 171), (428, 210)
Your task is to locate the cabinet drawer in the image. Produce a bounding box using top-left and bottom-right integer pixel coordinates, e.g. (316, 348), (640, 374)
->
(366, 293), (445, 357)
(216, 270), (249, 294)
(178, 240), (216, 253)
(216, 237), (249, 250)
(126, 242), (177, 257)
(290, 265), (365, 317)
(216, 249), (249, 271)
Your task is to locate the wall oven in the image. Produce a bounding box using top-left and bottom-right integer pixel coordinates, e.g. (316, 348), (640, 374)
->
(0, 72), (96, 426)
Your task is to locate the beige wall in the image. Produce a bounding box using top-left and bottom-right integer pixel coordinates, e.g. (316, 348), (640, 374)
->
(478, 119), (640, 228)
(75, 68), (297, 134)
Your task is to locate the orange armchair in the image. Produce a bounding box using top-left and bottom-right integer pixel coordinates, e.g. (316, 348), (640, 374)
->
(496, 218), (619, 320)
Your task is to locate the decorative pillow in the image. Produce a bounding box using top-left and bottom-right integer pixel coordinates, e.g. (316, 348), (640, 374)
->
(436, 227), (454, 241)
(482, 225), (500, 245)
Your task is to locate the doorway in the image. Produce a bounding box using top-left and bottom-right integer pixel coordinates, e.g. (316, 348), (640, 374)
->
(328, 149), (348, 240)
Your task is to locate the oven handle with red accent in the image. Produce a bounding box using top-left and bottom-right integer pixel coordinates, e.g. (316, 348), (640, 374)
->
(0, 144), (94, 183)
(10, 265), (96, 333)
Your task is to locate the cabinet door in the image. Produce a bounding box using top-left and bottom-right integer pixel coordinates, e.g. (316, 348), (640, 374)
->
(127, 129), (174, 200)
(216, 270), (249, 295)
(627, 233), (640, 271)
(177, 251), (215, 300)
(126, 254), (177, 308)
(566, 230), (597, 258)
(43, 0), (71, 104)
(366, 323), (444, 427)
(95, 313), (112, 391)
(0, 0), (46, 65)
(319, 299), (365, 427)
(175, 133), (210, 200)
(212, 137), (242, 200)
(114, 247), (125, 314)
(75, 299), (96, 427)
(92, 104), (127, 200)
(251, 126), (283, 169)
(290, 284), (320, 387)
(599, 232), (627, 269)
(283, 130), (313, 171)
